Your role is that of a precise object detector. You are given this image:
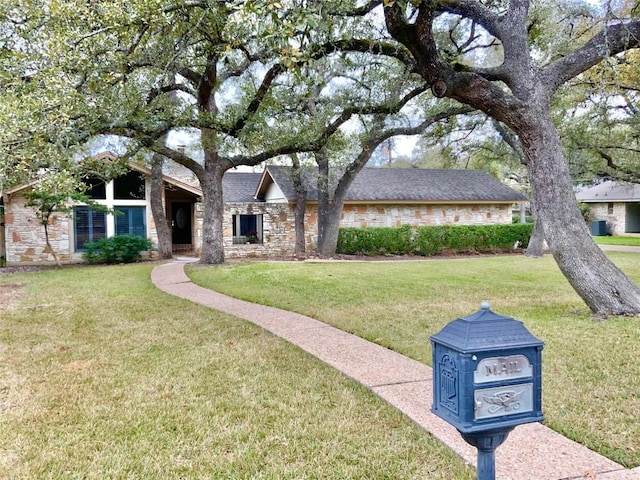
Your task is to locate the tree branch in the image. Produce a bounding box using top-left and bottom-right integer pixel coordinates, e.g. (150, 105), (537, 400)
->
(437, 0), (505, 41)
(197, 53), (218, 112)
(224, 83), (431, 168)
(543, 20), (640, 92)
(148, 143), (205, 179)
(178, 67), (202, 86)
(147, 83), (195, 104)
(312, 38), (417, 72)
(223, 63), (284, 137)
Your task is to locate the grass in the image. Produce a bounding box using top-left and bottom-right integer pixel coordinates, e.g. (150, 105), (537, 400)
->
(0, 264), (475, 479)
(593, 236), (640, 246)
(187, 252), (640, 468)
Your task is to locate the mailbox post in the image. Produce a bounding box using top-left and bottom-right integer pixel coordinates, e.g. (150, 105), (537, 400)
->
(430, 302), (544, 480)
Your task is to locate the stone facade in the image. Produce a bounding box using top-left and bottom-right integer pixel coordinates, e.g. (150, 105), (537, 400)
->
(586, 202), (626, 236)
(2, 192), (74, 264)
(220, 202), (514, 259)
(340, 203), (512, 228)
(222, 202), (318, 259)
(2, 173), (516, 264)
(3, 182), (159, 265)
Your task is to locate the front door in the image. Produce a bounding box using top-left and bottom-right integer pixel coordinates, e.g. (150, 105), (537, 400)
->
(171, 202), (192, 247)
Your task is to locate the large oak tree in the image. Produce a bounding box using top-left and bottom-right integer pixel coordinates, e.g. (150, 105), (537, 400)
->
(6, 0), (443, 265)
(371, 0), (640, 315)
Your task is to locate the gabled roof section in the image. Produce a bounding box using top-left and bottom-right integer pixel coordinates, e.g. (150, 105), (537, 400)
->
(576, 181), (640, 203)
(223, 172), (263, 202)
(2, 154), (204, 199)
(2, 180), (38, 197)
(258, 166), (526, 204)
(91, 151), (118, 161)
(131, 163), (202, 197)
(2, 151), (121, 198)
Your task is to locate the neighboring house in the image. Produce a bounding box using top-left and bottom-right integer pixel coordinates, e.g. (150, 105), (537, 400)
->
(0, 153), (526, 265)
(576, 181), (640, 235)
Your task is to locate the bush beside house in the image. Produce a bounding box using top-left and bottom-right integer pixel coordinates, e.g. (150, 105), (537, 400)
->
(337, 224), (534, 256)
(83, 235), (153, 264)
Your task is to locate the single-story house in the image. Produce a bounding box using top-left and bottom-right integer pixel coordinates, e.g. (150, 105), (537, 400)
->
(576, 181), (640, 235)
(0, 153), (527, 265)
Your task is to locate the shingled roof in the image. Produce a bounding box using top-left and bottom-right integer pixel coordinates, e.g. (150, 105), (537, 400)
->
(255, 166), (526, 203)
(222, 172), (263, 202)
(576, 181), (640, 203)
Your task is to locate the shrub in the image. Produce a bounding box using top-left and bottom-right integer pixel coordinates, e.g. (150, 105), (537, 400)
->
(512, 215), (533, 224)
(337, 225), (413, 256)
(83, 235), (153, 264)
(337, 224), (534, 256)
(578, 202), (591, 224)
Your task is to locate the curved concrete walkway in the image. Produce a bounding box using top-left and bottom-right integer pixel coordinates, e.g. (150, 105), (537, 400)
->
(151, 260), (639, 480)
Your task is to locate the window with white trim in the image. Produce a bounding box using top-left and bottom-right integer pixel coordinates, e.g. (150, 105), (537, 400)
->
(232, 214), (263, 244)
(73, 170), (148, 252)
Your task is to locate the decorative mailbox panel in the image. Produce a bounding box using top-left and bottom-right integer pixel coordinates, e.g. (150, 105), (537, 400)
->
(431, 303), (544, 434)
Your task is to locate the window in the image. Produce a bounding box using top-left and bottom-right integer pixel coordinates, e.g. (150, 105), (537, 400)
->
(115, 206), (146, 238)
(232, 214), (263, 244)
(114, 171), (145, 200)
(74, 206), (106, 250)
(607, 202), (614, 215)
(82, 176), (106, 199)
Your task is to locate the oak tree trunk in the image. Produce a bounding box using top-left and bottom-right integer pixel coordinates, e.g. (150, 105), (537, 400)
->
(519, 111), (640, 315)
(317, 200), (344, 257)
(289, 154), (307, 256)
(150, 154), (173, 259)
(315, 153), (331, 256)
(525, 216), (545, 258)
(199, 152), (226, 265)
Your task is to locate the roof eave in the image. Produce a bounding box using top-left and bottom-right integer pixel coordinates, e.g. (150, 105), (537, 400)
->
(255, 168), (275, 200)
(125, 162), (204, 197)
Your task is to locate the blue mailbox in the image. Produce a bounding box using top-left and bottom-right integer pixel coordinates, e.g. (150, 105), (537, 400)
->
(431, 302), (544, 434)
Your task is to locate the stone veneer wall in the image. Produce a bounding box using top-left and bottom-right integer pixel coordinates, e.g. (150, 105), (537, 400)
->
(587, 202), (626, 235)
(221, 202), (513, 258)
(223, 202), (317, 259)
(3, 192), (74, 264)
(4, 189), (161, 265)
(340, 203), (512, 228)
(3, 195), (515, 263)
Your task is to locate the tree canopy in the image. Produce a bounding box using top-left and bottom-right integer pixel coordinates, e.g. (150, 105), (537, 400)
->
(2, 0), (640, 314)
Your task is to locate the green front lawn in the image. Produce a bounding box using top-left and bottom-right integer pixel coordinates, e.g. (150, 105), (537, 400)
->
(188, 252), (640, 468)
(0, 265), (474, 479)
(593, 236), (640, 246)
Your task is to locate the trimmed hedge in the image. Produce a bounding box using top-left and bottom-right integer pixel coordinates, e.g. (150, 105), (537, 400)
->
(337, 224), (534, 256)
(83, 234), (153, 264)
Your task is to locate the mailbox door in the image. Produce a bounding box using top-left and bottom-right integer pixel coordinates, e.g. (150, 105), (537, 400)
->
(467, 349), (544, 432)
